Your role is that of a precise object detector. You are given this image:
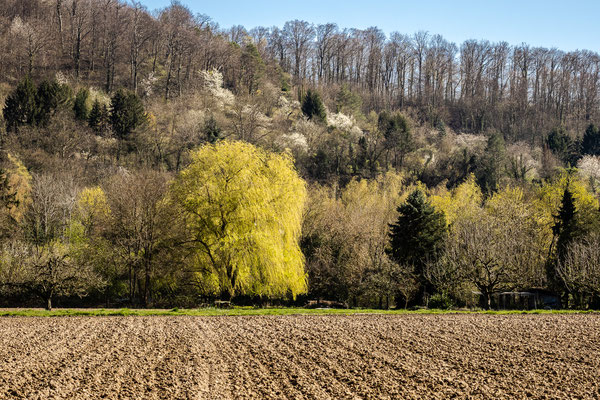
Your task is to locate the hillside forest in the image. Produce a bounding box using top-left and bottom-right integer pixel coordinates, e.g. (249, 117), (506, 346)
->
(0, 0), (600, 310)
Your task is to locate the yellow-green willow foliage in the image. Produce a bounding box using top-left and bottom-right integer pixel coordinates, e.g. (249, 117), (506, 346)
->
(485, 185), (549, 287)
(72, 186), (110, 237)
(67, 187), (112, 278)
(537, 170), (600, 233)
(430, 174), (483, 225)
(302, 172), (411, 306)
(5, 153), (32, 224)
(172, 141), (307, 298)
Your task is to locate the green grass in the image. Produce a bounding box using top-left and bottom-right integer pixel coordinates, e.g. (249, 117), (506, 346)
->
(0, 307), (596, 317)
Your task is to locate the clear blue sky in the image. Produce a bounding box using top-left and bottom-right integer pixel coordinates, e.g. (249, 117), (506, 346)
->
(140, 0), (600, 52)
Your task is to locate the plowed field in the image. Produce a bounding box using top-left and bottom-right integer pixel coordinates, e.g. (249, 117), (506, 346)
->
(0, 314), (599, 399)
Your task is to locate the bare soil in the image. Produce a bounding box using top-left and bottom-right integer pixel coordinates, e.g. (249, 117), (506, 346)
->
(0, 314), (599, 399)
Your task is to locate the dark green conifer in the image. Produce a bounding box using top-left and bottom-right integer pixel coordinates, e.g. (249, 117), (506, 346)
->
(35, 80), (71, 127)
(73, 88), (90, 121)
(388, 189), (447, 303)
(301, 89), (326, 123)
(109, 89), (146, 140)
(203, 115), (221, 144)
(581, 124), (600, 156)
(3, 76), (37, 132)
(475, 132), (506, 193)
(552, 187), (579, 263)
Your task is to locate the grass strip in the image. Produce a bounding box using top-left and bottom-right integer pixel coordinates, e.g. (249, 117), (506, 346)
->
(0, 307), (596, 317)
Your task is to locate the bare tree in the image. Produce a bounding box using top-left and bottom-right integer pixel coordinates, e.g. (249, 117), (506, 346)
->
(557, 234), (600, 308)
(0, 173), (103, 310)
(102, 169), (178, 307)
(283, 20), (314, 83)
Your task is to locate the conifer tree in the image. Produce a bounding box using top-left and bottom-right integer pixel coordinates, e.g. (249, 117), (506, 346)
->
(378, 111), (414, 169)
(546, 127), (580, 165)
(109, 89), (146, 140)
(73, 88), (90, 121)
(88, 99), (102, 131)
(35, 80), (71, 127)
(3, 76), (37, 132)
(335, 84), (362, 115)
(552, 187), (579, 264)
(240, 42), (265, 95)
(582, 123), (600, 156)
(301, 89), (326, 123)
(475, 132), (506, 193)
(388, 189), (447, 303)
(548, 185), (584, 302)
(203, 115), (221, 144)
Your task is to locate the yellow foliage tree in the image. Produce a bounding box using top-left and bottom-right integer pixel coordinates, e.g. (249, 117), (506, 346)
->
(172, 141), (307, 299)
(72, 186), (110, 237)
(302, 171), (416, 307)
(5, 153), (32, 223)
(485, 185), (549, 288)
(537, 170), (600, 233)
(430, 174), (482, 226)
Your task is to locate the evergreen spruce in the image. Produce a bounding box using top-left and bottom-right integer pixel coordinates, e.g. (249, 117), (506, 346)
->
(581, 123), (600, 156)
(552, 187), (579, 263)
(476, 132), (506, 193)
(548, 186), (581, 302)
(335, 84), (362, 115)
(109, 89), (146, 140)
(240, 42), (265, 95)
(88, 99), (102, 131)
(36, 80), (71, 126)
(301, 89), (326, 123)
(546, 127), (580, 165)
(388, 189), (447, 302)
(203, 115), (221, 143)
(378, 111), (414, 168)
(3, 76), (37, 132)
(73, 88), (90, 121)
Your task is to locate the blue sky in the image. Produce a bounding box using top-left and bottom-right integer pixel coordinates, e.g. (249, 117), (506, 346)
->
(140, 0), (600, 52)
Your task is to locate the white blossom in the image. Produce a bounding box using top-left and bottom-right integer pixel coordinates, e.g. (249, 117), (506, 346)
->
(201, 69), (234, 106)
(577, 155), (600, 181)
(55, 71), (69, 86)
(278, 132), (308, 151)
(454, 133), (487, 149)
(327, 112), (362, 136)
(141, 72), (158, 97)
(9, 17), (27, 36)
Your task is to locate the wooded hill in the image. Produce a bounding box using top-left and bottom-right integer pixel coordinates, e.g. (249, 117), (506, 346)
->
(1, 0), (600, 140)
(0, 0), (599, 310)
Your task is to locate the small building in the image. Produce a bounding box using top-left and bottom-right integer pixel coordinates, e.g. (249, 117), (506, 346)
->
(494, 289), (561, 310)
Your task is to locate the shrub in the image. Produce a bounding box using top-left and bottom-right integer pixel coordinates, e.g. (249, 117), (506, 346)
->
(429, 292), (453, 309)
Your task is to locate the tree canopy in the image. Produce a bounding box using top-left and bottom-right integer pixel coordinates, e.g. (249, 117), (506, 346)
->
(301, 89), (326, 123)
(172, 141), (307, 299)
(388, 189), (447, 303)
(109, 89), (146, 140)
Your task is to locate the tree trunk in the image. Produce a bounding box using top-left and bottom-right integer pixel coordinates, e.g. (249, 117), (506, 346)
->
(143, 257), (151, 308)
(46, 295), (52, 311)
(56, 0), (63, 52)
(483, 290), (492, 310)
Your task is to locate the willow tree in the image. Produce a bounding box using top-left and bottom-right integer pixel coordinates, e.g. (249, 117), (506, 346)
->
(172, 141), (307, 299)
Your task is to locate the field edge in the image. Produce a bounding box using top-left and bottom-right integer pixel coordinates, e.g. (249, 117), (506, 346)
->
(0, 307), (597, 317)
